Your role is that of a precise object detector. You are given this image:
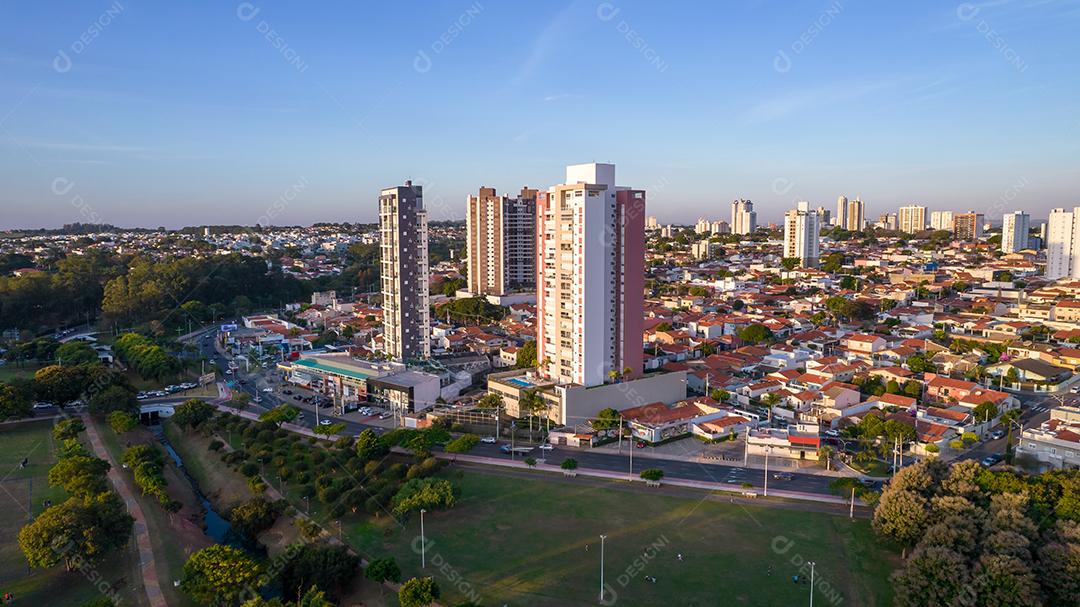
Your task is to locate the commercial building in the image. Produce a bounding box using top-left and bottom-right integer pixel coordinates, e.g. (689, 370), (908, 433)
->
(731, 199), (757, 235)
(465, 186), (537, 296)
(953, 212), (984, 241)
(1001, 211), (1030, 254)
(783, 201), (821, 267)
(380, 181), (431, 362)
(897, 205), (926, 234)
(1047, 207), (1080, 279)
(536, 163), (644, 387)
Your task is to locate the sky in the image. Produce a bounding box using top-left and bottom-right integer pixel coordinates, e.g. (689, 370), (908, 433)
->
(1, 0), (1078, 229)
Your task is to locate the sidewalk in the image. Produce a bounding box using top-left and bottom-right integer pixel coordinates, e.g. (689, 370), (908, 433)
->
(587, 439), (852, 478)
(83, 415), (168, 607)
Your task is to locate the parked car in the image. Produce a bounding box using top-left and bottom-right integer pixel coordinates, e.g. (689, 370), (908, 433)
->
(283, 389), (293, 395)
(262, 387), (273, 393)
(981, 454), (1003, 467)
(32, 402), (54, 410)
(319, 419), (333, 426)
(990, 429), (1006, 440)
(480, 436), (497, 444)
(538, 443), (554, 451)
(772, 472), (794, 481)
(636, 441), (646, 449)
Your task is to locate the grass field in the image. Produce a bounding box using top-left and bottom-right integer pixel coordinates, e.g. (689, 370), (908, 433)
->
(0, 362), (44, 382)
(0, 419), (144, 606)
(349, 469), (898, 607)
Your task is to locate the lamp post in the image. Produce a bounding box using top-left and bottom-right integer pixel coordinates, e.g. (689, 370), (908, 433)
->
(809, 561), (816, 607)
(764, 446), (771, 497)
(599, 534), (607, 603)
(420, 508), (427, 569)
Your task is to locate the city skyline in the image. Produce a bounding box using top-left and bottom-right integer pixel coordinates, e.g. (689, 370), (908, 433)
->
(2, 1), (1078, 229)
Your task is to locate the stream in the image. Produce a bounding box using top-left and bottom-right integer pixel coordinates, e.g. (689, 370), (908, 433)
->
(150, 426), (234, 544)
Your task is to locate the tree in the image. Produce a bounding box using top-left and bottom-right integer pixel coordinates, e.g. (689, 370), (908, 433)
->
(295, 587), (334, 607)
(736, 324), (774, 345)
(392, 478), (457, 516)
(181, 545), (265, 607)
(445, 434), (480, 454)
(592, 407), (622, 431)
(108, 410), (138, 433)
(88, 384), (139, 415)
(0, 382), (32, 420)
(228, 497), (281, 539)
(398, 577), (440, 607)
(53, 417), (85, 440)
(817, 445), (833, 468)
(561, 458), (578, 471)
(19, 491), (134, 570)
(313, 422), (346, 438)
(972, 401), (998, 423)
(780, 257), (800, 270)
(259, 404), (300, 427)
(476, 392), (503, 411)
(229, 391), (251, 413)
(523, 456), (537, 468)
(56, 341), (99, 365)
(873, 489), (929, 553)
(889, 546), (973, 607)
(280, 544), (359, 601)
(48, 455), (111, 497)
(905, 353), (935, 374)
(640, 469), (664, 482)
(172, 399), (216, 428)
(355, 428), (388, 461)
(366, 557), (402, 584)
(34, 364), (90, 404)
(515, 340), (537, 368)
(970, 555), (1041, 607)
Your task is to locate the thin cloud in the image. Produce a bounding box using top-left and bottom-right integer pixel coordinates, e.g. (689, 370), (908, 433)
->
(742, 78), (901, 124)
(5, 139), (153, 153)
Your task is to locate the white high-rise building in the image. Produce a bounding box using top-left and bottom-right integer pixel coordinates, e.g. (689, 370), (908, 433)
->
(536, 163), (645, 388)
(731, 199), (757, 235)
(1001, 211), (1030, 254)
(465, 186), (537, 296)
(835, 195), (848, 227)
(646, 216), (659, 229)
(380, 181), (431, 361)
(783, 201), (821, 268)
(695, 217), (711, 234)
(930, 210), (954, 232)
(1046, 208), (1080, 279)
(898, 205), (927, 234)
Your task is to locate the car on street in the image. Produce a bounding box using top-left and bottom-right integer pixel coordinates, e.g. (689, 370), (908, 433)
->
(32, 402), (54, 410)
(772, 472), (794, 481)
(293, 395), (302, 401)
(981, 454), (1003, 467)
(480, 436), (497, 444)
(538, 443), (554, 451)
(319, 419), (333, 426)
(990, 429), (1006, 440)
(1071, 385), (1080, 394)
(282, 389), (293, 395)
(635, 441), (646, 449)
(262, 387), (273, 393)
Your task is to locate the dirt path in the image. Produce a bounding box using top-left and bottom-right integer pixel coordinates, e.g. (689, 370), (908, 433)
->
(83, 416), (169, 607)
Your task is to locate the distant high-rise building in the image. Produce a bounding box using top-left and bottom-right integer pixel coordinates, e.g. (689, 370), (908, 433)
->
(845, 197), (865, 231)
(1046, 208), (1080, 279)
(465, 186), (537, 296)
(953, 212), (984, 241)
(536, 163), (644, 388)
(1001, 211), (1030, 254)
(695, 217), (711, 234)
(711, 220), (730, 235)
(646, 216), (659, 229)
(380, 181), (430, 362)
(661, 225), (674, 238)
(836, 195), (848, 227)
(783, 202), (821, 268)
(898, 205), (927, 234)
(930, 210), (954, 232)
(731, 199), (757, 235)
(877, 213), (898, 231)
(816, 207), (831, 227)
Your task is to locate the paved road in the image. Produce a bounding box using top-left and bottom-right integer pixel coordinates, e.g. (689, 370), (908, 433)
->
(957, 392), (1064, 464)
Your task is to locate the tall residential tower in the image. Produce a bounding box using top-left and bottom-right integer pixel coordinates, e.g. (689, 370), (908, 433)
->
(380, 181), (430, 361)
(783, 201), (821, 267)
(465, 186), (537, 296)
(1001, 211), (1030, 254)
(731, 199), (757, 235)
(536, 163), (645, 387)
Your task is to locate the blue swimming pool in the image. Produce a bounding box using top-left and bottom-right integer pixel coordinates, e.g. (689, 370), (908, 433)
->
(506, 377), (535, 388)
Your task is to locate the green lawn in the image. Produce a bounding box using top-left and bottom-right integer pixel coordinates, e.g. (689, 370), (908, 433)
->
(0, 362), (44, 382)
(0, 419), (144, 606)
(349, 469), (898, 607)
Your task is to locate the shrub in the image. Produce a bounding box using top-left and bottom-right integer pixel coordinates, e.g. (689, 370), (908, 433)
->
(108, 411), (138, 434)
(640, 468), (664, 482)
(925, 443), (940, 453)
(561, 458), (578, 470)
(208, 440), (224, 451)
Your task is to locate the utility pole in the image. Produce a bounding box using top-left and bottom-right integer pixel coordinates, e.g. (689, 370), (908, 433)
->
(849, 487), (855, 519)
(764, 447), (770, 497)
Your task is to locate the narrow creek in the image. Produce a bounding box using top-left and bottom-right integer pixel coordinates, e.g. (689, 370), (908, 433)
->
(150, 425), (235, 544)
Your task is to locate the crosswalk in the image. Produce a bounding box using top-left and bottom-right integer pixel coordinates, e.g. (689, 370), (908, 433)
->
(1029, 405), (1051, 414)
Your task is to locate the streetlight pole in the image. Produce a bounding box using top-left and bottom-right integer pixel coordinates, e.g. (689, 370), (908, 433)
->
(599, 534), (607, 603)
(809, 561), (816, 607)
(629, 432), (634, 481)
(420, 508), (427, 569)
(764, 446), (770, 497)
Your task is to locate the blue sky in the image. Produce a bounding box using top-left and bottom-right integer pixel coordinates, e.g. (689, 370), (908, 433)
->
(1, 0), (1078, 229)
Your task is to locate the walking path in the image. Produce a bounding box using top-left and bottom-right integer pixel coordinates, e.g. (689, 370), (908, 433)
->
(83, 415), (168, 607)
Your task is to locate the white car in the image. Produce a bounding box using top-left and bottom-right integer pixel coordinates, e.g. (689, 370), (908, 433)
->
(32, 402), (54, 410)
(319, 419), (333, 426)
(262, 387), (273, 393)
(480, 436), (497, 444)
(538, 443), (554, 451)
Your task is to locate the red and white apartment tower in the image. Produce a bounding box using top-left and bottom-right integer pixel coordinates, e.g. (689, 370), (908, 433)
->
(536, 163), (645, 388)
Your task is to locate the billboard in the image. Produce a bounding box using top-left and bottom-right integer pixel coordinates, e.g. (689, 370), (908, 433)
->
(199, 372), (216, 385)
(220, 323), (239, 332)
